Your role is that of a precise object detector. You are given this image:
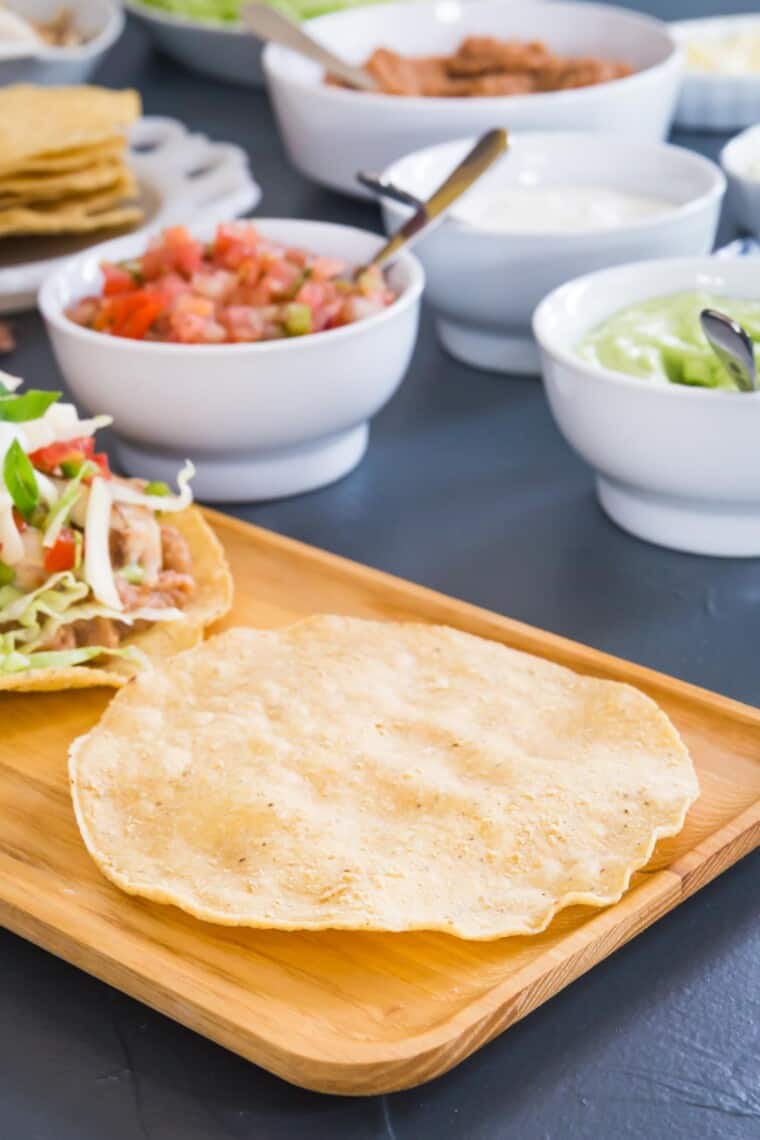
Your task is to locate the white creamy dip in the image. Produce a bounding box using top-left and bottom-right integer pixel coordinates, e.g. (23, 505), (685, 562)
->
(453, 185), (673, 234)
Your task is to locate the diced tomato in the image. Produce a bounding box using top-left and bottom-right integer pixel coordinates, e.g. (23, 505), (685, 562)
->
(30, 436), (94, 474)
(90, 452), (111, 480)
(93, 290), (166, 339)
(141, 226), (204, 280)
(64, 223), (397, 344)
(12, 508), (27, 532)
(44, 527), (78, 573)
(29, 436), (111, 481)
(214, 222), (261, 270)
(102, 263), (138, 296)
(309, 256), (346, 281)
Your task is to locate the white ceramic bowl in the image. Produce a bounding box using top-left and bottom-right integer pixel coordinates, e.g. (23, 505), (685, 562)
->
(124, 0), (264, 87)
(672, 15), (760, 132)
(263, 0), (683, 199)
(0, 0), (123, 84)
(721, 125), (760, 239)
(380, 133), (724, 375)
(533, 257), (760, 558)
(39, 220), (424, 503)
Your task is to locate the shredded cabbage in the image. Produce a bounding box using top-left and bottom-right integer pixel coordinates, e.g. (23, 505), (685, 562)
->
(43, 463), (91, 548)
(110, 460), (195, 513)
(84, 476), (122, 611)
(0, 370), (22, 393)
(0, 489), (24, 564)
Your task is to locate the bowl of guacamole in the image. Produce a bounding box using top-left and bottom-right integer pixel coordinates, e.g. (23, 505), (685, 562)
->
(578, 291), (760, 391)
(125, 0), (393, 85)
(533, 256), (760, 557)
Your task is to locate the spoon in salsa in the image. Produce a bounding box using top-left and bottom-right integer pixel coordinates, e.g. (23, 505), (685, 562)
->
(242, 3), (377, 91)
(700, 308), (758, 393)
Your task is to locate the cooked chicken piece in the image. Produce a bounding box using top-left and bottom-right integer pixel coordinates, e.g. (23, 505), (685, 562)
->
(13, 528), (47, 591)
(0, 321), (15, 355)
(41, 616), (122, 652)
(71, 615), (122, 649)
(42, 624), (76, 652)
(160, 525), (193, 576)
(447, 37), (554, 77)
(117, 570), (194, 612)
(109, 501), (162, 584)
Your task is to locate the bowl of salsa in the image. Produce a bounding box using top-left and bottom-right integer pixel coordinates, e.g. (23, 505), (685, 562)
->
(39, 219), (424, 502)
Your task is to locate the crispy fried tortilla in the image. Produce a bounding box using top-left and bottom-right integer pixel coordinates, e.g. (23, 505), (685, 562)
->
(0, 509), (232, 693)
(0, 87), (140, 175)
(70, 617), (698, 939)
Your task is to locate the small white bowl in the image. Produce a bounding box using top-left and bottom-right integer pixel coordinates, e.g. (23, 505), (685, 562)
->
(380, 133), (724, 375)
(124, 0), (264, 88)
(0, 0), (123, 85)
(533, 256), (760, 558)
(264, 0), (683, 199)
(721, 125), (760, 238)
(672, 15), (760, 132)
(39, 220), (424, 503)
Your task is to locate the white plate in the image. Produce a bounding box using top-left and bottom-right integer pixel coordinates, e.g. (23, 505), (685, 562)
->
(0, 116), (261, 315)
(671, 15), (760, 131)
(124, 0), (264, 87)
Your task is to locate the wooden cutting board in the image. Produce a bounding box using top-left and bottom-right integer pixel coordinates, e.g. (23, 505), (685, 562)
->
(0, 510), (758, 1094)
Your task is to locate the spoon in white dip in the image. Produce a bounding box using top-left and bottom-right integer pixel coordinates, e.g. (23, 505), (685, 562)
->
(700, 308), (758, 392)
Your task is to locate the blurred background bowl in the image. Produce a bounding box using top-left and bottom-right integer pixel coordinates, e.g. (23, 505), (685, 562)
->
(671, 14), (760, 132)
(721, 124), (760, 238)
(264, 0), (684, 198)
(124, 0), (265, 86)
(380, 132), (725, 374)
(0, 0), (123, 85)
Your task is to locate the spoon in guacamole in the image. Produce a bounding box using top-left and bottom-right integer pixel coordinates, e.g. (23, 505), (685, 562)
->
(700, 308), (758, 393)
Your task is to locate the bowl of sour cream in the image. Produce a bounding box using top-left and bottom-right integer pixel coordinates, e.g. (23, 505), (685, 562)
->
(379, 132), (725, 375)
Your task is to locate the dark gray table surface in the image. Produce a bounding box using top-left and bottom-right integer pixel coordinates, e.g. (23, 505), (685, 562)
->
(2, 2), (759, 1137)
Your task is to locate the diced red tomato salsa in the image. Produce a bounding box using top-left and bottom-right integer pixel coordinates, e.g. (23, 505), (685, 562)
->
(65, 223), (397, 344)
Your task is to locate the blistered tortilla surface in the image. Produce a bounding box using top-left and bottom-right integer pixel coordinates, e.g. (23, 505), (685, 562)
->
(70, 617), (698, 939)
(0, 508), (232, 693)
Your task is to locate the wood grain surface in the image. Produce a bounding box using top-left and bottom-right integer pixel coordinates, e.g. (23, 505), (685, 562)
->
(0, 511), (758, 1094)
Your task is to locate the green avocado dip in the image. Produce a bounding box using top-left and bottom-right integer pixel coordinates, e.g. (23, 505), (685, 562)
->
(578, 291), (760, 391)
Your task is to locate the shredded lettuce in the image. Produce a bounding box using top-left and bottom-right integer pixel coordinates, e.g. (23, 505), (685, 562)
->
(43, 462), (93, 548)
(130, 0), (392, 24)
(110, 460), (195, 514)
(0, 644), (147, 675)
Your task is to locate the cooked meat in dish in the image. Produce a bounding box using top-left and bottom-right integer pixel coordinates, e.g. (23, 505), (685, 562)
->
(331, 37), (632, 97)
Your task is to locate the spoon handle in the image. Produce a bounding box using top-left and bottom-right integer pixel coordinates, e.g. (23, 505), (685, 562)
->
(365, 129), (508, 271)
(242, 3), (376, 91)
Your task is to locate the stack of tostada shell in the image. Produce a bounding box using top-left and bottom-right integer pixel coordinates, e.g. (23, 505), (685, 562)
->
(0, 86), (142, 238)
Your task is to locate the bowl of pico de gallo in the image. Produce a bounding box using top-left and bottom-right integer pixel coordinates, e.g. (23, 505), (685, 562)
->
(39, 219), (424, 502)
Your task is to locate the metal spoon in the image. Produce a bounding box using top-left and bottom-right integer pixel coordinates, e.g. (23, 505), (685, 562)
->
(361, 128), (508, 273)
(356, 172), (425, 211)
(700, 308), (758, 393)
(242, 3), (376, 91)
